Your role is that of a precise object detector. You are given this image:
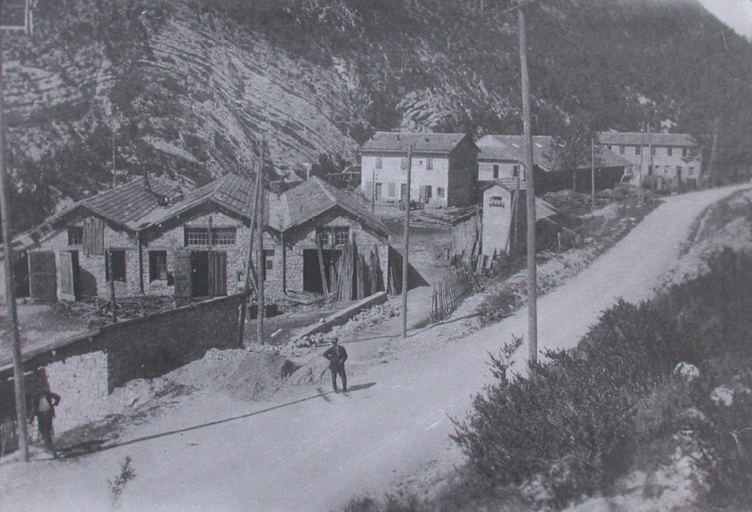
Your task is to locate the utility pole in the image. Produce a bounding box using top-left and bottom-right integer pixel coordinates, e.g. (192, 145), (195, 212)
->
(256, 140), (265, 344)
(590, 137), (596, 209)
(637, 125), (645, 204)
(648, 123), (655, 194)
(518, 5), (538, 370)
(401, 145), (413, 339)
(371, 165), (376, 215)
(0, 28), (29, 462)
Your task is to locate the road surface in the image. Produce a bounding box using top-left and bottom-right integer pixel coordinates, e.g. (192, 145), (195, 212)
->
(1, 184), (748, 512)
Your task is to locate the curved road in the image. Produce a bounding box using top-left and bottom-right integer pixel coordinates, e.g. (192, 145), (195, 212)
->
(2, 184), (749, 512)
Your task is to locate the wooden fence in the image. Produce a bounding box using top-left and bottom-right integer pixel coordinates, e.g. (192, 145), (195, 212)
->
(430, 263), (481, 323)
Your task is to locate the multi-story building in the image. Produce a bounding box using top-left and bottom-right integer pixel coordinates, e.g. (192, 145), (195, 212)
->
(597, 131), (703, 186)
(358, 132), (479, 208)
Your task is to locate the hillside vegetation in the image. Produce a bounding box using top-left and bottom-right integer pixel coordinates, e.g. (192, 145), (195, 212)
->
(3, 0), (752, 232)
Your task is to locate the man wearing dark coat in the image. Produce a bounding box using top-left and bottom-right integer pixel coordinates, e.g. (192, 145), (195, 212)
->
(28, 389), (61, 458)
(323, 337), (348, 393)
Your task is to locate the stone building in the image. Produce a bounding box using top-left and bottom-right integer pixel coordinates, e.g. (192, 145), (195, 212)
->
(1, 174), (391, 303)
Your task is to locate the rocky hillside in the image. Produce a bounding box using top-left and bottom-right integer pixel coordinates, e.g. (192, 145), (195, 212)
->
(3, 0), (752, 231)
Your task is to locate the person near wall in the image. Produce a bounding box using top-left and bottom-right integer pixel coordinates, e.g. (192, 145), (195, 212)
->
(28, 388), (61, 458)
(323, 337), (348, 393)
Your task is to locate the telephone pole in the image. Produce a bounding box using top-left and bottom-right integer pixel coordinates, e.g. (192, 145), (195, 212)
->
(256, 140), (266, 344)
(0, 26), (29, 462)
(518, 5), (538, 369)
(401, 145), (413, 339)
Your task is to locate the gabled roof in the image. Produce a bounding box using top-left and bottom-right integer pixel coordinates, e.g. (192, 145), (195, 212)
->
(597, 131), (698, 147)
(358, 132), (475, 155)
(161, 173), (256, 223)
(268, 176), (390, 237)
(478, 135), (632, 171)
(477, 135), (558, 171)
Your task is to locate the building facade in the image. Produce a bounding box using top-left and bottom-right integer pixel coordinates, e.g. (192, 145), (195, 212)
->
(359, 132), (479, 208)
(597, 131), (703, 186)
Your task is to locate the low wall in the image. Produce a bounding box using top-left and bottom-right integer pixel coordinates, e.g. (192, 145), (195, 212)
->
(295, 292), (388, 340)
(1, 294), (243, 434)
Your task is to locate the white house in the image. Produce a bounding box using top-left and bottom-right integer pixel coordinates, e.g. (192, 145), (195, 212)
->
(597, 131), (703, 186)
(358, 132), (479, 208)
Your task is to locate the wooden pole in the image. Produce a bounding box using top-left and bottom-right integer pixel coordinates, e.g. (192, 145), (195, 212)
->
(256, 140), (265, 344)
(648, 123), (655, 193)
(638, 125), (645, 204)
(237, 157), (262, 347)
(316, 233), (329, 298)
(401, 145), (413, 339)
(519, 6), (538, 370)
(0, 31), (29, 461)
(108, 249), (117, 323)
(591, 137), (596, 209)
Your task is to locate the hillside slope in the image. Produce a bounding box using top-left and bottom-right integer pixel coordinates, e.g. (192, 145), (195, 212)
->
(3, 0), (752, 230)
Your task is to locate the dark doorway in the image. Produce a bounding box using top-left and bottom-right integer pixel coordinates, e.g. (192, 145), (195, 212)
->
(13, 251), (29, 298)
(191, 251), (210, 296)
(187, 251), (227, 297)
(303, 249), (341, 293)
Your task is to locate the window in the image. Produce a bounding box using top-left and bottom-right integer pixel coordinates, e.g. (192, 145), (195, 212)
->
(635, 146), (641, 155)
(67, 227), (83, 245)
(512, 165), (520, 177)
(400, 156), (408, 170)
(149, 251), (168, 282)
(688, 167), (695, 176)
(437, 187), (445, 198)
(105, 250), (126, 282)
(318, 227), (350, 247)
(682, 148), (690, 158)
(651, 146), (656, 156)
(667, 147), (673, 157)
(426, 157), (433, 170)
(375, 156), (383, 169)
(489, 196), (505, 207)
(184, 227), (236, 246)
(263, 250), (275, 281)
(493, 164), (499, 179)
(619, 145), (625, 155)
(387, 182), (396, 197)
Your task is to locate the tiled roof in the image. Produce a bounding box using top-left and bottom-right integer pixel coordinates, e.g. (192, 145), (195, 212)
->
(165, 174), (256, 220)
(477, 135), (559, 171)
(478, 135), (633, 171)
(597, 131), (698, 147)
(82, 178), (176, 228)
(358, 132), (472, 155)
(274, 177), (390, 236)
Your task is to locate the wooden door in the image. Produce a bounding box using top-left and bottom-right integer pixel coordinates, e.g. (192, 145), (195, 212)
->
(58, 251), (76, 301)
(173, 250), (192, 297)
(208, 251), (227, 296)
(28, 251), (56, 301)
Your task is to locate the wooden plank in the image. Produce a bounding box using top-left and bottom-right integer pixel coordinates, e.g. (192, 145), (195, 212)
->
(58, 251), (75, 301)
(173, 250), (192, 297)
(28, 251), (56, 300)
(209, 251), (227, 296)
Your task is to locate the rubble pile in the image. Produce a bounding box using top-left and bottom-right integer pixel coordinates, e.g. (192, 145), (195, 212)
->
(542, 189), (612, 214)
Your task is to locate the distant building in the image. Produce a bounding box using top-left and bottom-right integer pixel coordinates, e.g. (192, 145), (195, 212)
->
(358, 132), (479, 207)
(477, 134), (631, 194)
(597, 131), (702, 187)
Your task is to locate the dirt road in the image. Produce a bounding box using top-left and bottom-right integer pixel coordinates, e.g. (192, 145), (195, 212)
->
(2, 185), (748, 512)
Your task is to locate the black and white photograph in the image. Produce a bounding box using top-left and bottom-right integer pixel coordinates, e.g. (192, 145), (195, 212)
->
(2, 0), (752, 510)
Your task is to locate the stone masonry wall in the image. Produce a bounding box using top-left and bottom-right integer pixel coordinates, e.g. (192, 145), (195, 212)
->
(104, 293), (243, 391)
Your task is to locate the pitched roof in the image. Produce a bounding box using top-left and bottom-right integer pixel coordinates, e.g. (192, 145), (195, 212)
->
(477, 135), (559, 171)
(483, 182), (557, 219)
(597, 131), (698, 147)
(358, 132), (473, 155)
(270, 177), (390, 237)
(80, 178), (177, 229)
(162, 173), (256, 222)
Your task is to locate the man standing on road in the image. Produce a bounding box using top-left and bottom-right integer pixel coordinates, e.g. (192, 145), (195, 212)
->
(28, 388), (61, 458)
(323, 337), (348, 393)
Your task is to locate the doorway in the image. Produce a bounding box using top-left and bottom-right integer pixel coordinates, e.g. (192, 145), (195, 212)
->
(303, 249), (341, 294)
(174, 250), (227, 297)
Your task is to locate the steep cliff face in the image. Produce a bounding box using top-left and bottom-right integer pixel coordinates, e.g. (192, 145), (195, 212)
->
(2, 0), (751, 232)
